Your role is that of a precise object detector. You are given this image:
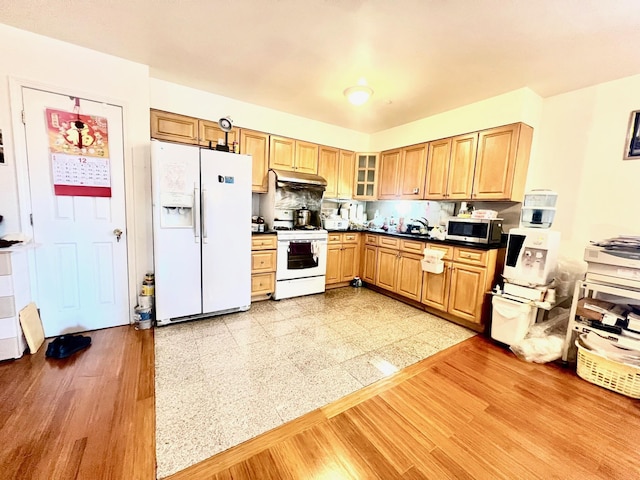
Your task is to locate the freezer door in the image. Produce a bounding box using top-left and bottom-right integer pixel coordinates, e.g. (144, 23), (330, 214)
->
(151, 140), (203, 321)
(200, 150), (252, 313)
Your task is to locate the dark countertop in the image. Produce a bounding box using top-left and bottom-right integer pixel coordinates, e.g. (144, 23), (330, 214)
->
(251, 230), (277, 235)
(326, 228), (506, 250)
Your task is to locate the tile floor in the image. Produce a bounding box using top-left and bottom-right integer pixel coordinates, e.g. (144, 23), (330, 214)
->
(154, 287), (476, 478)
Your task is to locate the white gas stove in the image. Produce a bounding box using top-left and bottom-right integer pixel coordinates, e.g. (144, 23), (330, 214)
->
(274, 228), (328, 300)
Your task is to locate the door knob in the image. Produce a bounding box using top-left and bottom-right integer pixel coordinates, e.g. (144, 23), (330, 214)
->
(113, 228), (123, 242)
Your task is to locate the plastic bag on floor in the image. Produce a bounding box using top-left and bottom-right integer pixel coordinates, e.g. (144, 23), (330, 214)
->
(510, 308), (570, 363)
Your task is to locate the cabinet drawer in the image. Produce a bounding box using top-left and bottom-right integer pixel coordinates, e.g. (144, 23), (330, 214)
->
(328, 233), (343, 244)
(425, 243), (453, 260)
(365, 234), (379, 246)
(251, 235), (277, 250)
(251, 250), (276, 273)
(0, 296), (15, 319)
(453, 247), (488, 266)
(342, 233), (359, 244)
(0, 254), (11, 276)
(251, 272), (275, 295)
(379, 236), (400, 249)
(400, 239), (425, 254)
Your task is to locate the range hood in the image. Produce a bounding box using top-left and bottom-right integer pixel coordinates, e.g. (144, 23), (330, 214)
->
(270, 169), (327, 188)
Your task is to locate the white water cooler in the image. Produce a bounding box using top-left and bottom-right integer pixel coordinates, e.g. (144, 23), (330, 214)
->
(491, 190), (560, 345)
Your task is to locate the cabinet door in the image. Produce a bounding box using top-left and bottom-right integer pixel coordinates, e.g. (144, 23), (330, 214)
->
(473, 123), (522, 200)
(424, 138), (452, 199)
(269, 136), (296, 171)
(318, 146), (340, 198)
(376, 248), (398, 291)
(448, 263), (486, 324)
(396, 252), (423, 301)
(378, 149), (401, 199)
(361, 245), (377, 283)
(150, 110), (199, 144)
(241, 129), (270, 193)
(447, 133), (478, 199)
(325, 244), (342, 285)
(295, 141), (319, 174)
(199, 120), (238, 148)
(354, 153), (379, 200)
(337, 150), (355, 199)
(399, 143), (427, 199)
(422, 262), (450, 311)
(340, 243), (359, 282)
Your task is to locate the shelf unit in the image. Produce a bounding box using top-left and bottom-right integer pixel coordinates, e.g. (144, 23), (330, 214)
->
(561, 280), (640, 362)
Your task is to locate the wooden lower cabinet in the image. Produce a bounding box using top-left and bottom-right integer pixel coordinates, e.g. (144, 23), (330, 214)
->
(361, 244), (378, 284)
(422, 243), (502, 329)
(396, 252), (423, 301)
(448, 263), (486, 323)
(422, 262), (451, 311)
(325, 233), (360, 287)
(360, 234), (503, 331)
(374, 243), (424, 302)
(251, 234), (277, 300)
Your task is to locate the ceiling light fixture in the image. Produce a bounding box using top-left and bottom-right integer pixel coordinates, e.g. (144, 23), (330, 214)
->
(343, 84), (373, 106)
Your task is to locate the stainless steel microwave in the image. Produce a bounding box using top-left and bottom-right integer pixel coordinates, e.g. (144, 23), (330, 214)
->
(445, 218), (503, 244)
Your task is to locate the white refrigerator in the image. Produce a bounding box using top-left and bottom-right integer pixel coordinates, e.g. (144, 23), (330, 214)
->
(151, 140), (251, 325)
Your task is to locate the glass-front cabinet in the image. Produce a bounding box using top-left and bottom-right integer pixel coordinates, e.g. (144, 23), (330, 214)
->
(354, 153), (379, 200)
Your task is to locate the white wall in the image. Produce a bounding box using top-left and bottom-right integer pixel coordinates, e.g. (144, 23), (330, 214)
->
(532, 74), (640, 262)
(150, 79), (370, 151)
(0, 24), (151, 307)
(369, 88), (543, 151)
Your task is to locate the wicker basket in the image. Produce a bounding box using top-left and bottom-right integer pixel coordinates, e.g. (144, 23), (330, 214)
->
(575, 342), (640, 398)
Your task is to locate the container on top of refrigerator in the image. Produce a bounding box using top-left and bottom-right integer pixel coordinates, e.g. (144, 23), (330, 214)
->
(521, 190), (557, 228)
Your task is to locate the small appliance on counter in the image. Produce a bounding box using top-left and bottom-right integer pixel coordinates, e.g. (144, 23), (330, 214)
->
(445, 217), (503, 245)
(323, 217), (349, 230)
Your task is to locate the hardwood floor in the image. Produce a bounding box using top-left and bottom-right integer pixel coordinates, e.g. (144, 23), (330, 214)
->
(0, 326), (155, 480)
(2, 324), (639, 479)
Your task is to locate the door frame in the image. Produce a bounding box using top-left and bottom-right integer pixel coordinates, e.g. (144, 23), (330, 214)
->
(8, 77), (138, 320)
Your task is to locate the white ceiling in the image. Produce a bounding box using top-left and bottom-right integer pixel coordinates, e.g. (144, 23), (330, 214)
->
(2, 0), (640, 133)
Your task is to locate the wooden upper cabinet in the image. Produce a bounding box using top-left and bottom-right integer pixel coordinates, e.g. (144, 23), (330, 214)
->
(354, 153), (379, 200)
(318, 146), (340, 197)
(150, 110), (199, 144)
(295, 141), (319, 174)
(269, 136), (295, 171)
(447, 132), (478, 200)
(424, 138), (452, 199)
(199, 120), (238, 148)
(399, 143), (427, 199)
(150, 110), (240, 148)
(378, 145), (427, 200)
(240, 129), (269, 193)
(472, 123), (533, 201)
(269, 137), (318, 174)
(378, 149), (402, 199)
(337, 150), (355, 199)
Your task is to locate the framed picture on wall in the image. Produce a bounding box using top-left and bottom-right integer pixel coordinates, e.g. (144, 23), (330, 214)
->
(624, 110), (640, 160)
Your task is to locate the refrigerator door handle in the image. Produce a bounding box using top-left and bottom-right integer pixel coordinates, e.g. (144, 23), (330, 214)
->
(194, 184), (201, 243)
(201, 187), (208, 243)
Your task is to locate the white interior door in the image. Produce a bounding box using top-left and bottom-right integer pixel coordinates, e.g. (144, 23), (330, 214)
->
(22, 87), (129, 336)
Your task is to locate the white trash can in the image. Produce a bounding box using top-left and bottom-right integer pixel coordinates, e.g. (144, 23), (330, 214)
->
(491, 295), (537, 345)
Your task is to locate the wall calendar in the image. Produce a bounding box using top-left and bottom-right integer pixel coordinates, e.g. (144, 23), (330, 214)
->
(45, 107), (112, 197)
